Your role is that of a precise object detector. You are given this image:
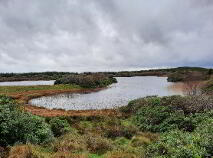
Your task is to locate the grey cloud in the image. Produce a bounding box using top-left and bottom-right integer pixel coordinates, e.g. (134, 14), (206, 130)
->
(0, 0), (212, 72)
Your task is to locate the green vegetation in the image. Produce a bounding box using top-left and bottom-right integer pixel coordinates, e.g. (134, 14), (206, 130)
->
(0, 72), (76, 82)
(55, 74), (117, 88)
(1, 67), (211, 83)
(0, 84), (81, 94)
(167, 67), (210, 82)
(1, 91), (213, 157)
(203, 79), (213, 94)
(121, 96), (213, 157)
(0, 95), (53, 147)
(48, 117), (70, 137)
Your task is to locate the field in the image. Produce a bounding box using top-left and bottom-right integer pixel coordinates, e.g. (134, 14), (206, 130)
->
(0, 68), (213, 158)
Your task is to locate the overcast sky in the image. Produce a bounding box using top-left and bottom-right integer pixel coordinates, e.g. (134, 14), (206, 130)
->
(0, 0), (212, 72)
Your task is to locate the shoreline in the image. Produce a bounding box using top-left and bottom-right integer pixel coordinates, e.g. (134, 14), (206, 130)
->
(2, 86), (120, 117)
(23, 87), (120, 117)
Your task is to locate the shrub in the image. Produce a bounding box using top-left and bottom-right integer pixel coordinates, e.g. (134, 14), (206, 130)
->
(133, 105), (178, 132)
(0, 96), (53, 146)
(85, 134), (113, 154)
(53, 133), (87, 153)
(132, 103), (208, 133)
(146, 130), (207, 158)
(120, 96), (159, 114)
(103, 118), (138, 139)
(49, 117), (70, 137)
(54, 74), (117, 88)
(195, 118), (213, 156)
(146, 118), (213, 157)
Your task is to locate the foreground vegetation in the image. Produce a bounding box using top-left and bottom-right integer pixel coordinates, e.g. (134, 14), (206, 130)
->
(0, 94), (213, 158)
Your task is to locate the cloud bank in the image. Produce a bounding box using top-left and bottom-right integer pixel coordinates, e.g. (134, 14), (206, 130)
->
(0, 0), (213, 72)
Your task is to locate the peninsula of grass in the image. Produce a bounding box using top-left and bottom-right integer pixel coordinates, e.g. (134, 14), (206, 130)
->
(0, 84), (82, 104)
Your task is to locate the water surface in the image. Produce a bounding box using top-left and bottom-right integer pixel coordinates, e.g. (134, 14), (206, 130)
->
(0, 80), (55, 86)
(29, 77), (183, 110)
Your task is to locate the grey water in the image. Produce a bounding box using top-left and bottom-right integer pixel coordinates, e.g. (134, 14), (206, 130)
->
(0, 80), (55, 86)
(29, 77), (184, 110)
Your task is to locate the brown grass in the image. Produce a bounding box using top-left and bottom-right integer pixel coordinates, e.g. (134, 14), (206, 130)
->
(22, 105), (119, 117)
(8, 145), (32, 158)
(0, 86), (120, 117)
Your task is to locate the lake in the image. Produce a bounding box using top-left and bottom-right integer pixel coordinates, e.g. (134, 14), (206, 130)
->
(29, 77), (184, 110)
(0, 80), (55, 86)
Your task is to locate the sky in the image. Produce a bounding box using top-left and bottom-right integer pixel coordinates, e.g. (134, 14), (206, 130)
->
(0, 0), (213, 73)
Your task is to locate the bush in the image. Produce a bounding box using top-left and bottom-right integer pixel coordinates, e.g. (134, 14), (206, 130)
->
(146, 118), (213, 157)
(134, 105), (182, 132)
(102, 117), (138, 139)
(49, 117), (70, 137)
(85, 134), (113, 154)
(121, 95), (213, 115)
(54, 74), (117, 88)
(132, 100), (212, 133)
(53, 133), (87, 153)
(146, 130), (207, 158)
(0, 96), (53, 146)
(195, 118), (213, 156)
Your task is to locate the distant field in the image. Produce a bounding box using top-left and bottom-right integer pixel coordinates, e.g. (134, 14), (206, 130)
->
(0, 67), (211, 82)
(0, 84), (81, 94)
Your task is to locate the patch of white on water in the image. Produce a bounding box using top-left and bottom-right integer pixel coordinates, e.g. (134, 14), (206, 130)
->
(29, 77), (184, 110)
(0, 80), (55, 86)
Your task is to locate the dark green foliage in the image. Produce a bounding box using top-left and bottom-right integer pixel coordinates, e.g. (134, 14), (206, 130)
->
(195, 118), (213, 156)
(122, 95), (213, 157)
(208, 69), (212, 75)
(120, 96), (159, 114)
(146, 118), (213, 157)
(49, 117), (70, 137)
(121, 95), (213, 115)
(146, 130), (207, 158)
(55, 74), (117, 88)
(134, 105), (186, 132)
(0, 95), (53, 147)
(0, 72), (77, 82)
(132, 96), (213, 133)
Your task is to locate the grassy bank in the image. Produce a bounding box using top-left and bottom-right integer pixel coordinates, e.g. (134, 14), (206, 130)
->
(1, 95), (213, 158)
(0, 84), (81, 104)
(0, 84), (118, 117)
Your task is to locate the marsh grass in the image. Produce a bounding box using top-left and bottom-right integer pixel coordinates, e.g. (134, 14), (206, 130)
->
(0, 84), (81, 94)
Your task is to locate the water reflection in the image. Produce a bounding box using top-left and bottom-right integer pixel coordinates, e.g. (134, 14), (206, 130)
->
(29, 77), (184, 110)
